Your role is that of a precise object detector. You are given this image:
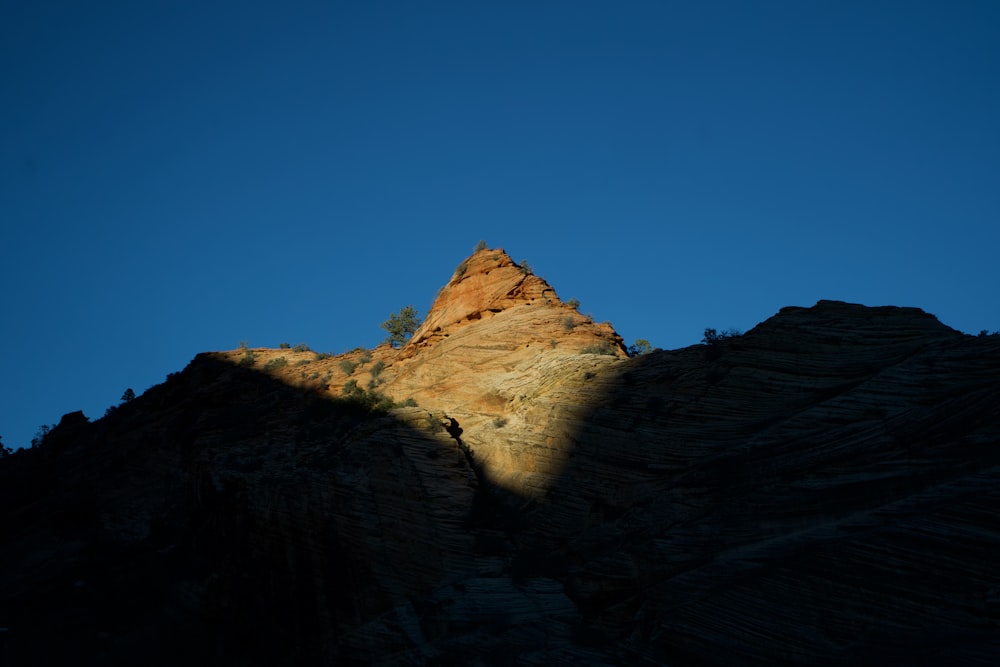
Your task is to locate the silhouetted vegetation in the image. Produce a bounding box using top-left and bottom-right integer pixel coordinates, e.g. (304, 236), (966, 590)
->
(474, 239), (488, 252)
(0, 434), (11, 457)
(278, 342), (291, 349)
(455, 260), (469, 278)
(121, 388), (136, 403)
(978, 329), (1000, 337)
(314, 351), (333, 361)
(702, 328), (742, 344)
(518, 259), (533, 275)
(702, 327), (742, 361)
(293, 343), (312, 352)
(381, 305), (420, 348)
(566, 298), (580, 310)
(30, 424), (52, 448)
(628, 339), (653, 357)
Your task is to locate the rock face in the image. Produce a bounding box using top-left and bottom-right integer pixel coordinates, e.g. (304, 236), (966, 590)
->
(2, 249), (1000, 666)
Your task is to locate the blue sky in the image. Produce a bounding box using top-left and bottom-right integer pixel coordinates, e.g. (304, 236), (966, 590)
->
(2, 1), (998, 449)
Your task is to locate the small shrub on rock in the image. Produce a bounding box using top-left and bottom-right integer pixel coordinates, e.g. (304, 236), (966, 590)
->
(580, 341), (619, 356)
(628, 339), (653, 357)
(263, 356), (288, 371)
(702, 327), (741, 361)
(239, 348), (258, 367)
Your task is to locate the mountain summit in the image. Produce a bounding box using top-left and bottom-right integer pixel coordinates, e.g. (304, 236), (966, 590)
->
(2, 249), (1000, 665)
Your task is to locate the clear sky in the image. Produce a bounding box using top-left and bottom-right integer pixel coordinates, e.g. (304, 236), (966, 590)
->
(2, 1), (998, 449)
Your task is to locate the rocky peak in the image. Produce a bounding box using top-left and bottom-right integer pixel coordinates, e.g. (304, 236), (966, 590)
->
(382, 247), (627, 485)
(407, 247), (566, 350)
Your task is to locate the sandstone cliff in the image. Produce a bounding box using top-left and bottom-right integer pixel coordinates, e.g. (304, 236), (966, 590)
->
(2, 248), (999, 665)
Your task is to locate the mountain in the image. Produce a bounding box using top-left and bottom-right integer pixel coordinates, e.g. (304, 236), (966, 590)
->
(2, 247), (999, 665)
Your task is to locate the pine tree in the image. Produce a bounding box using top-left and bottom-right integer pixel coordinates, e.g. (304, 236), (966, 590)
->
(380, 306), (421, 347)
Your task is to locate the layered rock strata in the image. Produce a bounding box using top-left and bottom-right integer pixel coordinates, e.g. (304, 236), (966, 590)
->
(2, 250), (999, 666)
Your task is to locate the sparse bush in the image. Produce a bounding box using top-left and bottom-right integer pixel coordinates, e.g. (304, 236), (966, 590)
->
(580, 341), (619, 356)
(702, 328), (742, 344)
(370, 360), (386, 377)
(314, 351), (333, 361)
(264, 356), (288, 371)
(474, 239), (488, 252)
(278, 342), (291, 349)
(702, 328), (741, 361)
(31, 424), (52, 448)
(342, 379), (396, 412)
(628, 339), (653, 357)
(293, 343), (311, 353)
(493, 416), (508, 428)
(358, 350), (372, 365)
(400, 397), (418, 407)
(239, 348), (258, 367)
(562, 316), (577, 330)
(566, 298), (580, 310)
(339, 359), (358, 375)
(518, 259), (532, 275)
(455, 260), (469, 278)
(381, 305), (421, 348)
(238, 340), (250, 350)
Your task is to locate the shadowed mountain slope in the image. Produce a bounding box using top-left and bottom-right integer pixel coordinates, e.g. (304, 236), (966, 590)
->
(2, 249), (999, 665)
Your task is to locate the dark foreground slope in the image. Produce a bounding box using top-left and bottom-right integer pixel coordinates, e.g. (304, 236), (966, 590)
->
(2, 301), (999, 665)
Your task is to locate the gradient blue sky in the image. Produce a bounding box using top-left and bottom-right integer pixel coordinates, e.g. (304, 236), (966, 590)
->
(3, 1), (998, 449)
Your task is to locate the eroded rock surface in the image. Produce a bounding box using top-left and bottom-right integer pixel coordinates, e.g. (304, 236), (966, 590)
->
(2, 251), (999, 666)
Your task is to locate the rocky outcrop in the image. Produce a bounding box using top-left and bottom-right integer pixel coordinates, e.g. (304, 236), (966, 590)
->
(2, 251), (999, 666)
